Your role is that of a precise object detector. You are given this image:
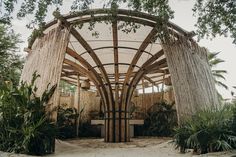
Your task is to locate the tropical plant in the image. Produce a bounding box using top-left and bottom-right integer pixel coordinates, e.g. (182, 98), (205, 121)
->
(173, 106), (236, 154)
(208, 52), (228, 90)
(0, 72), (57, 155)
(232, 103), (236, 135)
(142, 101), (177, 136)
(57, 105), (79, 139)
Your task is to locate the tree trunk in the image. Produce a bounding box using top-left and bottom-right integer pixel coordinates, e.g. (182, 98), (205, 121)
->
(162, 38), (219, 123)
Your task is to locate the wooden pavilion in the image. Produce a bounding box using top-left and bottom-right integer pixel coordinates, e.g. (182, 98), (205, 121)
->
(21, 9), (219, 143)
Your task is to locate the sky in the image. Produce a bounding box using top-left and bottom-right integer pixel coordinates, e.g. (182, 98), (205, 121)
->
(11, 0), (236, 99)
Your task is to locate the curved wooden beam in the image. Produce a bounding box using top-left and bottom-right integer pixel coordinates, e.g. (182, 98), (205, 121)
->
(65, 48), (110, 105)
(66, 47), (114, 141)
(68, 15), (182, 38)
(54, 12), (114, 112)
(47, 9), (192, 37)
(122, 50), (164, 140)
(120, 27), (158, 114)
(92, 63), (141, 69)
(79, 46), (154, 57)
(126, 58), (167, 106)
(63, 59), (105, 100)
(69, 28), (117, 142)
(69, 28), (114, 102)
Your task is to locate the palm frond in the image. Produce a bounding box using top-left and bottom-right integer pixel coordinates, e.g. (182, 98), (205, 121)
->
(209, 58), (225, 67)
(213, 73), (226, 80)
(208, 52), (220, 60)
(215, 80), (228, 90)
(212, 70), (227, 74)
(173, 107), (236, 154)
(207, 51), (228, 91)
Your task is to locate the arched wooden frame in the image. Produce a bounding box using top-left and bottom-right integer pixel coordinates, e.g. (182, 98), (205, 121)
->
(21, 6), (219, 145)
(37, 8), (193, 142)
(66, 47), (113, 141)
(79, 46), (155, 57)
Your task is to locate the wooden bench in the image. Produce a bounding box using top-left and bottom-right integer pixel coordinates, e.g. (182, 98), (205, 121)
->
(91, 119), (144, 138)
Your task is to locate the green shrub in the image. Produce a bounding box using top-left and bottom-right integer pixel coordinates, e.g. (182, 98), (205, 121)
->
(173, 105), (236, 154)
(57, 105), (79, 139)
(0, 72), (57, 155)
(142, 101), (177, 136)
(232, 103), (236, 134)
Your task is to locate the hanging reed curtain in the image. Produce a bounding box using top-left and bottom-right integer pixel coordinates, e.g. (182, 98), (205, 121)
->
(162, 36), (219, 123)
(20, 23), (70, 120)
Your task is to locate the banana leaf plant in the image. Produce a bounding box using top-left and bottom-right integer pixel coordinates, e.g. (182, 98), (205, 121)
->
(0, 72), (57, 155)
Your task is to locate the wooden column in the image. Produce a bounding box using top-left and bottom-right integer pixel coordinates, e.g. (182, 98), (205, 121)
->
(112, 21), (120, 142)
(161, 73), (165, 101)
(105, 110), (130, 142)
(152, 83), (154, 108)
(76, 74), (81, 137)
(162, 37), (219, 123)
(141, 79), (146, 115)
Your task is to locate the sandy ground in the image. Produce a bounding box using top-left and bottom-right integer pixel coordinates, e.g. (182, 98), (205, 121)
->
(51, 137), (236, 157)
(1, 138), (236, 157)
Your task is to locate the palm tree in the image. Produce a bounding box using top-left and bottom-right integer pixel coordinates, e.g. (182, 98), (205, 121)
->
(208, 52), (228, 90)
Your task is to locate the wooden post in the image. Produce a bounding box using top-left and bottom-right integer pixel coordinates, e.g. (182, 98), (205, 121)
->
(76, 74), (81, 137)
(142, 79), (146, 115)
(161, 73), (166, 101)
(152, 83), (154, 109)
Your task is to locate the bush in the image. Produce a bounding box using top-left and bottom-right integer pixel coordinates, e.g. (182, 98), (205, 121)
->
(139, 101), (177, 136)
(0, 73), (57, 155)
(232, 104), (236, 134)
(173, 105), (236, 154)
(57, 105), (79, 139)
